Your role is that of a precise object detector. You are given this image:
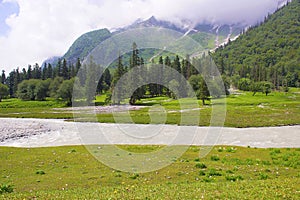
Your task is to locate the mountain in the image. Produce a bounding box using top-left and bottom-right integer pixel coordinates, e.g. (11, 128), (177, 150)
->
(117, 16), (186, 33)
(43, 16), (246, 66)
(63, 28), (112, 64)
(212, 0), (300, 87)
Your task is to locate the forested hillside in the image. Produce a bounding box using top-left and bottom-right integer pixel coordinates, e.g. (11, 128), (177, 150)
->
(63, 29), (112, 64)
(213, 0), (300, 89)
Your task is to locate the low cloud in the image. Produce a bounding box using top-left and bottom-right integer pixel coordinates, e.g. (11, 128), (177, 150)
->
(0, 0), (283, 72)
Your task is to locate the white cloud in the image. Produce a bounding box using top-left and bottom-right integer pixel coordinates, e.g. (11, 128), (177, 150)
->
(0, 0), (282, 73)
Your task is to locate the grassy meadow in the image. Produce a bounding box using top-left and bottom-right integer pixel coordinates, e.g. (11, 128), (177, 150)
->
(1, 146), (300, 199)
(0, 89), (299, 127)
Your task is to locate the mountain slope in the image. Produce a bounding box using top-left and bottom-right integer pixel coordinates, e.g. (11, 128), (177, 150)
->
(212, 0), (300, 86)
(63, 28), (112, 64)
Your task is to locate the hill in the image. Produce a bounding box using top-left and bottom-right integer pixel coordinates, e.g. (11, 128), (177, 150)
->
(212, 0), (300, 88)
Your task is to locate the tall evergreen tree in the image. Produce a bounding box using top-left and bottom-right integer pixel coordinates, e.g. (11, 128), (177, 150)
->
(85, 58), (97, 104)
(33, 63), (41, 79)
(112, 54), (125, 104)
(47, 63), (53, 79)
(13, 68), (20, 96)
(21, 68), (27, 81)
(8, 70), (15, 97)
(56, 59), (62, 77)
(62, 59), (69, 79)
(42, 63), (48, 80)
(1, 70), (6, 84)
(114, 54), (125, 82)
(75, 58), (81, 75)
(27, 65), (32, 80)
(128, 42), (145, 105)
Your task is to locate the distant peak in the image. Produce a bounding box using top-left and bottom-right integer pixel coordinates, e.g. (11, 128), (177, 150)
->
(146, 16), (158, 23)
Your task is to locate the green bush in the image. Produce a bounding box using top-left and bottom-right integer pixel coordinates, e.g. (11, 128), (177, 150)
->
(199, 171), (206, 176)
(0, 184), (14, 194)
(36, 170), (46, 175)
(225, 175), (244, 182)
(195, 163), (207, 169)
(210, 155), (220, 161)
(129, 174), (139, 179)
(259, 173), (268, 180)
(207, 168), (222, 177)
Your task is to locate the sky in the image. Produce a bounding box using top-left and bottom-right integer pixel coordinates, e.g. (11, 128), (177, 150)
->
(0, 0), (285, 73)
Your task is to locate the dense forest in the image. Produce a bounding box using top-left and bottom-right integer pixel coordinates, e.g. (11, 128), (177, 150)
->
(0, 0), (299, 105)
(213, 0), (300, 90)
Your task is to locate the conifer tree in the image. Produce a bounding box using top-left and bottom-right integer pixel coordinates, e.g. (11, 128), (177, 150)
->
(1, 70), (6, 84)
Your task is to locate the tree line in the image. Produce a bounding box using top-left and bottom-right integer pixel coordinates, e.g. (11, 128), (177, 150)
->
(0, 42), (228, 105)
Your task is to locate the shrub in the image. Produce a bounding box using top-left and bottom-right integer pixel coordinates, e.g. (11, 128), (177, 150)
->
(262, 160), (271, 165)
(207, 168), (222, 177)
(238, 78), (252, 91)
(0, 83), (9, 102)
(202, 177), (213, 183)
(195, 163), (207, 169)
(226, 147), (237, 153)
(0, 184), (14, 194)
(210, 155), (220, 161)
(129, 174), (139, 179)
(225, 175), (244, 182)
(199, 171), (206, 176)
(259, 173), (268, 180)
(36, 170), (46, 175)
(226, 170), (234, 174)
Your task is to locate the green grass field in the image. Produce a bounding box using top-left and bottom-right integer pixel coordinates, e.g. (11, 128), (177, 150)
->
(1, 146), (299, 199)
(0, 89), (299, 127)
(96, 90), (300, 127)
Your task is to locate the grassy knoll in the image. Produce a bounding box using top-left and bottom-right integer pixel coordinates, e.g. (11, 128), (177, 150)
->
(0, 146), (299, 199)
(0, 89), (299, 127)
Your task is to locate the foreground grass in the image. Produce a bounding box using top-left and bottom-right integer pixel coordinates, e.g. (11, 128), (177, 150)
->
(0, 90), (299, 127)
(0, 146), (300, 199)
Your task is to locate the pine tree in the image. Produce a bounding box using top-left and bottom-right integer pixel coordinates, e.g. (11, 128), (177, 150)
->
(114, 54), (125, 82)
(172, 55), (181, 73)
(13, 68), (20, 96)
(70, 64), (76, 78)
(86, 58), (97, 104)
(1, 70), (6, 84)
(33, 63), (41, 79)
(128, 42), (145, 105)
(112, 54), (125, 104)
(103, 69), (111, 88)
(42, 63), (48, 80)
(56, 59), (62, 77)
(155, 56), (164, 95)
(47, 63), (53, 79)
(75, 58), (81, 75)
(27, 65), (32, 80)
(21, 68), (27, 81)
(62, 59), (69, 80)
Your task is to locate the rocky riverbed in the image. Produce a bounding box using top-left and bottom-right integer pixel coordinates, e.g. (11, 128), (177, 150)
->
(0, 118), (299, 148)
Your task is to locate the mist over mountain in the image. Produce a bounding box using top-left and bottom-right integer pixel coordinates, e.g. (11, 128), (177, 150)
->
(44, 15), (247, 67)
